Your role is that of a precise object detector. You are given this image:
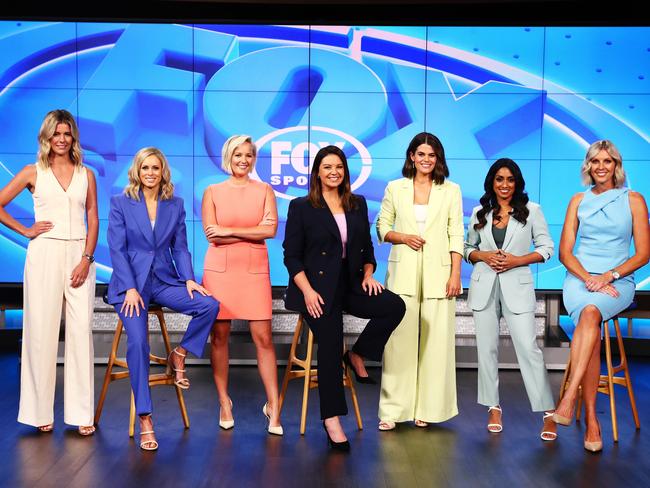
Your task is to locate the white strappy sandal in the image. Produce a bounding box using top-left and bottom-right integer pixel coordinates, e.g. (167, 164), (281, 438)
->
(166, 347), (190, 389)
(140, 430), (159, 451)
(487, 406), (503, 433)
(378, 420), (396, 431)
(540, 412), (558, 441)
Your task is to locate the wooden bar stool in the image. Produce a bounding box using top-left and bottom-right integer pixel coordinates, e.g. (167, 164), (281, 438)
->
(558, 315), (640, 442)
(278, 315), (363, 435)
(94, 302), (190, 437)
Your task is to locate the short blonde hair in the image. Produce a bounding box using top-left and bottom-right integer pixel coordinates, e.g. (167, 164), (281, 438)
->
(221, 135), (257, 174)
(581, 140), (626, 188)
(124, 147), (175, 201)
(37, 109), (83, 169)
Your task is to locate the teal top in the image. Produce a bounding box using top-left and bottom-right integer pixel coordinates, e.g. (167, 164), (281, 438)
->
(491, 225), (507, 250)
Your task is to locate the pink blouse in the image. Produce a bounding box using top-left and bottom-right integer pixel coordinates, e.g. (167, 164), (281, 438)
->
(333, 213), (347, 258)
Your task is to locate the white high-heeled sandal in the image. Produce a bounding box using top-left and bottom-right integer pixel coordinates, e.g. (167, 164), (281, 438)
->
(166, 347), (190, 389)
(541, 412), (558, 441)
(487, 406), (503, 433)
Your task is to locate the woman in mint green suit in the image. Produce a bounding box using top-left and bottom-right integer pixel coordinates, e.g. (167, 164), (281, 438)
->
(464, 158), (556, 440)
(554, 140), (649, 452)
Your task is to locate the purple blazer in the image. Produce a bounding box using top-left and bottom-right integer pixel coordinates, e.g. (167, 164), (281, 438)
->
(107, 192), (195, 305)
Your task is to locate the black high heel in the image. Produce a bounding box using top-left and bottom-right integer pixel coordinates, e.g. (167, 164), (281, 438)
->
(323, 421), (350, 452)
(343, 351), (376, 385)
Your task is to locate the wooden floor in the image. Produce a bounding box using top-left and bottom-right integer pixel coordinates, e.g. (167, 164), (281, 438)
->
(1, 352), (648, 488)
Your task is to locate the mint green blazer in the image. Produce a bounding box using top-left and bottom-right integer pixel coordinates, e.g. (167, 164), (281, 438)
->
(463, 202), (554, 313)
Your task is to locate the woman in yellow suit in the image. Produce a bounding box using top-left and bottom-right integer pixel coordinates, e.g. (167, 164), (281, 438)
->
(376, 132), (464, 430)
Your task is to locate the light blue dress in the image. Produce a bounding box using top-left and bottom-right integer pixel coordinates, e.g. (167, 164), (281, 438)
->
(563, 188), (635, 324)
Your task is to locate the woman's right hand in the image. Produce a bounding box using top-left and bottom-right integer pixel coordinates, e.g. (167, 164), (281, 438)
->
(401, 233), (426, 251)
(120, 288), (145, 317)
(585, 275), (620, 298)
(24, 221), (53, 239)
(479, 250), (505, 272)
(304, 288), (325, 318)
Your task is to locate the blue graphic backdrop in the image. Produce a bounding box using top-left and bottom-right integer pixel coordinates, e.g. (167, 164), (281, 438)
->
(1, 23), (649, 289)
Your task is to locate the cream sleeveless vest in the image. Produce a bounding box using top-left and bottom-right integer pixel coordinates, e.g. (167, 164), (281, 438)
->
(33, 164), (88, 240)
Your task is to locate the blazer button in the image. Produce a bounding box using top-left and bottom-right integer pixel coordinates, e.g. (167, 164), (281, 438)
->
(360, 248), (364, 252)
(318, 271), (324, 275)
(321, 251), (327, 255)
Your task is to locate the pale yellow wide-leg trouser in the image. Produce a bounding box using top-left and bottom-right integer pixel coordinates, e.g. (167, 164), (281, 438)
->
(18, 237), (95, 427)
(379, 252), (458, 423)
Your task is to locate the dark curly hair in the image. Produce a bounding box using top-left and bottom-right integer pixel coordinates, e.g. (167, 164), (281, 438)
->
(474, 158), (529, 230)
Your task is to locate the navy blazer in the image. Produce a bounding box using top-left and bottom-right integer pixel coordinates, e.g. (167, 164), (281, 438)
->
(107, 192), (195, 305)
(283, 195), (377, 315)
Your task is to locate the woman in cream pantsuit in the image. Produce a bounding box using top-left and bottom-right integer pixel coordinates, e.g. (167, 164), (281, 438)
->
(377, 132), (464, 430)
(0, 110), (98, 435)
(464, 158), (556, 440)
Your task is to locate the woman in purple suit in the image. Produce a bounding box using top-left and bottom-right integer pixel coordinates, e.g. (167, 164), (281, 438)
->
(107, 147), (219, 450)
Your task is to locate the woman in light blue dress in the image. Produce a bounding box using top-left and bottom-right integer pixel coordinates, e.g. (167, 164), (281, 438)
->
(554, 140), (649, 452)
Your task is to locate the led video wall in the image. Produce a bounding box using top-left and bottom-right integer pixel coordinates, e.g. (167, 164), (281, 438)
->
(1, 23), (649, 289)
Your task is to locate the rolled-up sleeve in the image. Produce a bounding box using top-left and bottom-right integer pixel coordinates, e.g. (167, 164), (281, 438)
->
(447, 184), (465, 255)
(464, 207), (481, 263)
(531, 205), (554, 262)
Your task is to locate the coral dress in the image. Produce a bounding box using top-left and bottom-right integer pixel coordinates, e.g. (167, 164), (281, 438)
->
(202, 179), (276, 320)
(562, 188), (635, 324)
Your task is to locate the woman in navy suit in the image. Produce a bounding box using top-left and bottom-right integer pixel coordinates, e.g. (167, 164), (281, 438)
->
(107, 147), (219, 450)
(283, 145), (406, 451)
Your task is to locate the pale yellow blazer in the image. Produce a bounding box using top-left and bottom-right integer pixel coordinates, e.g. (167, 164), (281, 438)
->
(376, 177), (464, 298)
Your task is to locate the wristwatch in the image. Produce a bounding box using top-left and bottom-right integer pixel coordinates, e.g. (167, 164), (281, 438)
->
(83, 253), (95, 263)
(610, 269), (620, 280)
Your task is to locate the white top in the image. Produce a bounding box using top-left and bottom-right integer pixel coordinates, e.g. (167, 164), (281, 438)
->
(33, 164), (88, 240)
(150, 219), (155, 230)
(414, 204), (428, 234)
(333, 213), (347, 258)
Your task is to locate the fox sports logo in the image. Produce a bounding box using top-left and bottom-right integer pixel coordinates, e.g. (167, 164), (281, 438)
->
(252, 126), (372, 200)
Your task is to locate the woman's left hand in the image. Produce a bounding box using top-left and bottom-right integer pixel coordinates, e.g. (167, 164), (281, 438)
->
(361, 275), (384, 296)
(70, 259), (90, 288)
(493, 251), (521, 273)
(585, 274), (615, 293)
(186, 280), (211, 299)
(445, 274), (462, 297)
(205, 225), (232, 239)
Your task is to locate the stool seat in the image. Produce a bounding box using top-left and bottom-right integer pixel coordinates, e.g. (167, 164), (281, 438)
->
(94, 304), (190, 436)
(559, 315), (640, 442)
(278, 315), (363, 434)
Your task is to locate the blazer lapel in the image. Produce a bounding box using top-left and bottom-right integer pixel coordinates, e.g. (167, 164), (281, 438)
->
(501, 216), (521, 251)
(482, 210), (499, 249)
(318, 197), (342, 243)
(130, 192), (155, 247)
(153, 198), (173, 245)
(400, 179), (419, 234)
(423, 182), (444, 233)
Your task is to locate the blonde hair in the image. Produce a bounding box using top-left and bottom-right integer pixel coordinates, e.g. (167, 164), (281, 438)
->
(123, 147), (174, 201)
(36, 109), (83, 169)
(581, 140), (626, 188)
(221, 135), (257, 174)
